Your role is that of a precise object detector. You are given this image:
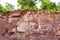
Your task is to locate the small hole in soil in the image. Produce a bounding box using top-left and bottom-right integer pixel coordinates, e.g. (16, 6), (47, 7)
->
(58, 38), (60, 40)
(59, 29), (60, 30)
(8, 32), (14, 35)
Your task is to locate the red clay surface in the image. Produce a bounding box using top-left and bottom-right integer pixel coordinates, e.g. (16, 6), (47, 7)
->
(0, 10), (60, 40)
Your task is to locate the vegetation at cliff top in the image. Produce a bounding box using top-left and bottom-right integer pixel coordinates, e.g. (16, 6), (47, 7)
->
(0, 0), (60, 12)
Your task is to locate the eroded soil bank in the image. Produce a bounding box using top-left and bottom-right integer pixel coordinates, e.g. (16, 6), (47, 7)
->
(0, 10), (60, 40)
